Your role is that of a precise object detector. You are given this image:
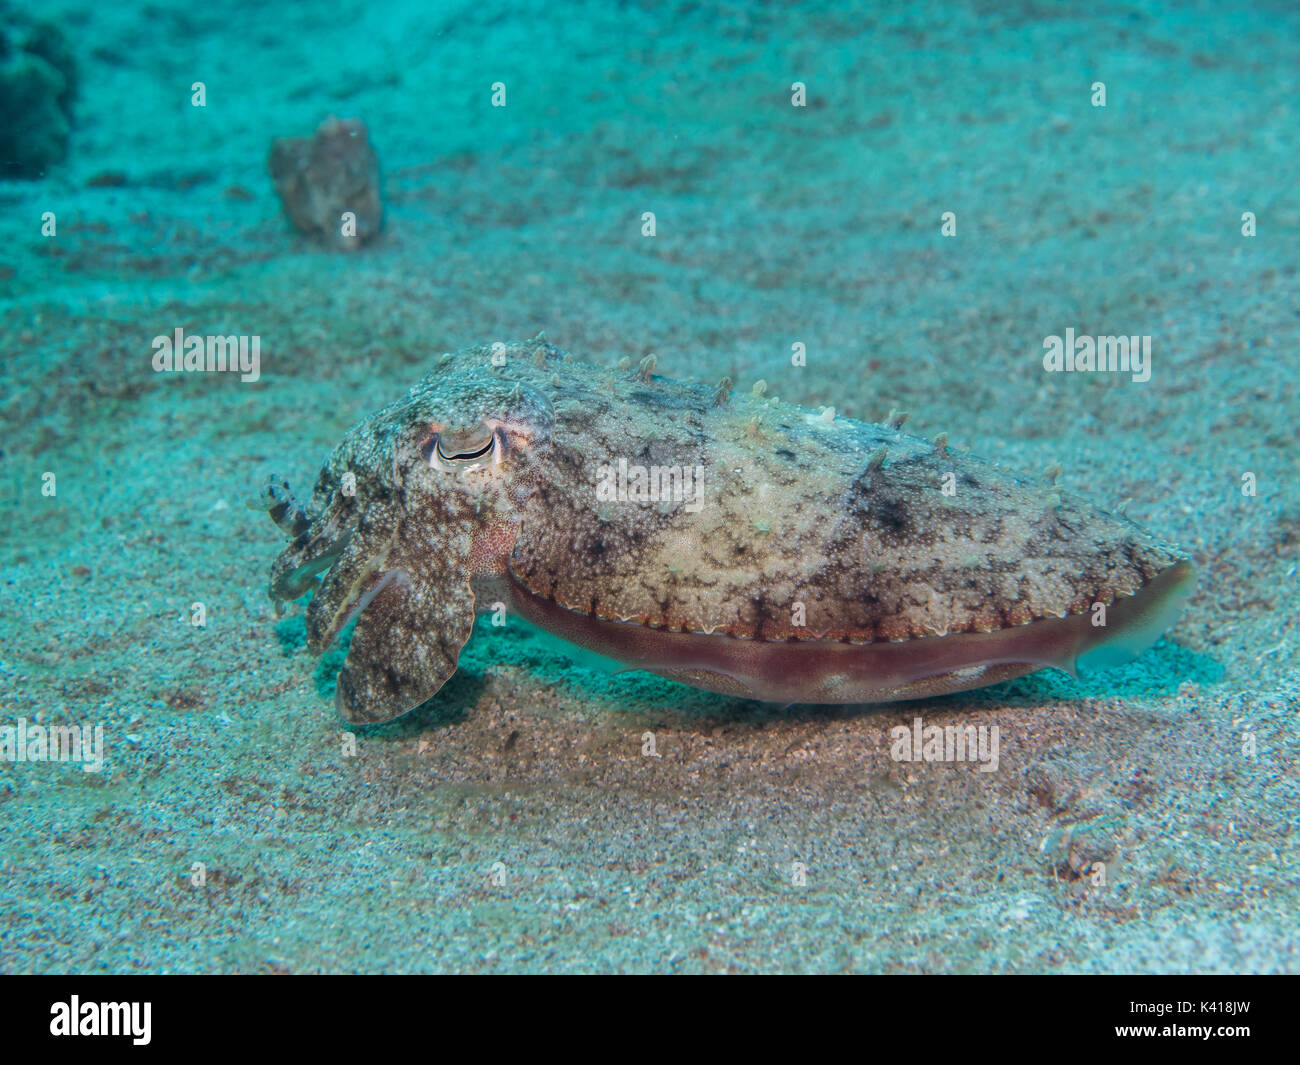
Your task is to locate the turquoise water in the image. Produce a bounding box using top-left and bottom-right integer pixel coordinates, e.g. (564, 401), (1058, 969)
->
(0, 0), (1296, 973)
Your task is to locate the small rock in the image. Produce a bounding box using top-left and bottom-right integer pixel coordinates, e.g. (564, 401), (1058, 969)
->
(269, 116), (383, 250)
(0, 4), (78, 178)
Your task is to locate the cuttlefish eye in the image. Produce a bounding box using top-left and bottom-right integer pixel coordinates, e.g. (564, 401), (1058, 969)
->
(422, 424), (503, 472)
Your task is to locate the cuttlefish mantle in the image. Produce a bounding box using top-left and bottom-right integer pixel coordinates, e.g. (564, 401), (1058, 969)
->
(263, 337), (1196, 724)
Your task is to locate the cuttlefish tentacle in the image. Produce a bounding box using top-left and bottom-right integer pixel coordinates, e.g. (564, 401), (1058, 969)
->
(262, 463), (384, 600)
(261, 475), (313, 539)
(261, 477), (349, 602)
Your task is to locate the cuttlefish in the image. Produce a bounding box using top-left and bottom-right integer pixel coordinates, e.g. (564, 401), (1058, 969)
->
(262, 337), (1196, 724)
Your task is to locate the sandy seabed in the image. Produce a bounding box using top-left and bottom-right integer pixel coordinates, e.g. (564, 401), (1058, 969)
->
(0, 0), (1296, 972)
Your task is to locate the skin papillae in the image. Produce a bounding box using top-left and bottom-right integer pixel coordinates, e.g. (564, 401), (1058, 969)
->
(262, 336), (1197, 725)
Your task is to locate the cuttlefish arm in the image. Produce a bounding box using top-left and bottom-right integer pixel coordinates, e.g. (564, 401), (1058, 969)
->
(261, 471), (479, 725)
(321, 522), (477, 725)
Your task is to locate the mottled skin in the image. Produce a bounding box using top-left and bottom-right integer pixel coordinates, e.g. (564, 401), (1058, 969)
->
(264, 337), (1195, 724)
